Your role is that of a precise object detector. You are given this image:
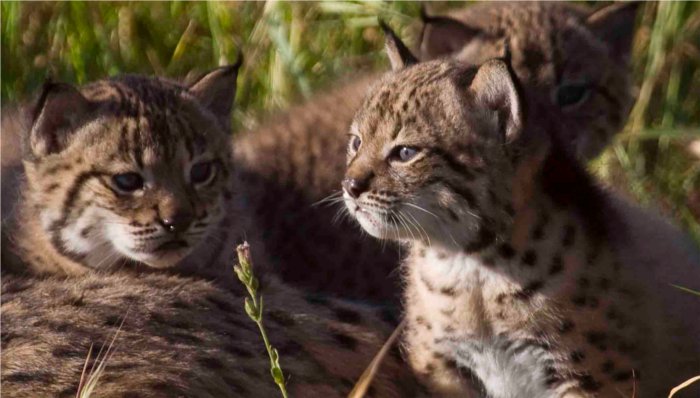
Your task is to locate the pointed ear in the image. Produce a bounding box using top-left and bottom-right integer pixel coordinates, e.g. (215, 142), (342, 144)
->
(27, 81), (93, 159)
(469, 60), (523, 143)
(587, 1), (640, 60)
(188, 55), (243, 131)
(379, 20), (418, 71)
(419, 8), (482, 60)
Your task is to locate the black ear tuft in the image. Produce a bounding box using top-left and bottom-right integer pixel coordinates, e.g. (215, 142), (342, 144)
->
(188, 56), (243, 132)
(27, 81), (92, 159)
(469, 60), (523, 143)
(379, 20), (418, 71)
(419, 11), (481, 61)
(587, 1), (640, 60)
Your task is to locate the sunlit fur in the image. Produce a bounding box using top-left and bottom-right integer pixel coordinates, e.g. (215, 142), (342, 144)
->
(232, 2), (639, 303)
(15, 75), (234, 273)
(345, 56), (700, 397)
(344, 61), (513, 251)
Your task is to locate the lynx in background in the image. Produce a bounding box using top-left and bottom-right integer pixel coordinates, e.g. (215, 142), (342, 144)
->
(343, 26), (700, 398)
(235, 2), (639, 303)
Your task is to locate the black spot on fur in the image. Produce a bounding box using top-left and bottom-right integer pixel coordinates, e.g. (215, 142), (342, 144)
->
(57, 387), (77, 398)
(332, 332), (359, 350)
(531, 225), (544, 240)
(577, 373), (602, 392)
(52, 346), (85, 358)
(198, 356), (225, 370)
(224, 344), (254, 358)
(277, 340), (305, 356)
(544, 366), (562, 386)
(577, 276), (590, 289)
(334, 307), (362, 324)
(571, 294), (587, 307)
(268, 310), (297, 327)
(570, 350), (585, 363)
(379, 307), (400, 326)
(601, 360), (615, 374)
(440, 286), (457, 296)
(558, 319), (575, 333)
(497, 243), (516, 259)
(548, 254), (564, 275)
(514, 280), (544, 300)
(103, 314), (122, 327)
(585, 331), (608, 351)
(206, 294), (235, 313)
(520, 249), (537, 267)
(305, 294), (330, 306)
(164, 331), (203, 345)
(445, 181), (478, 209)
(447, 208), (459, 221)
(4, 371), (53, 383)
(464, 225), (496, 253)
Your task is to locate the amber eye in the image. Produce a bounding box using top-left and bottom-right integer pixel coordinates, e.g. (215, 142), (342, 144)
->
(190, 161), (216, 185)
(112, 172), (144, 192)
(392, 146), (419, 162)
(555, 83), (591, 107)
(350, 135), (361, 152)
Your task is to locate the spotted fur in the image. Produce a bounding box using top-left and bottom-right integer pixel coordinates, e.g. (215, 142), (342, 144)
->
(1, 68), (423, 396)
(343, 33), (700, 398)
(1, 272), (424, 397)
(5, 65), (247, 278)
(235, 2), (639, 303)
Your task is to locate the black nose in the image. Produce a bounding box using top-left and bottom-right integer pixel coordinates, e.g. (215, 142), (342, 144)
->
(159, 214), (193, 233)
(343, 177), (369, 199)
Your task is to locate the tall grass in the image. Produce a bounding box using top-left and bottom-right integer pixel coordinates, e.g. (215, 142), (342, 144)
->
(592, 1), (700, 242)
(2, 1), (698, 240)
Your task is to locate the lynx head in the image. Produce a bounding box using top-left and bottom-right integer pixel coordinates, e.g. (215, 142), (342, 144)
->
(343, 26), (524, 250)
(419, 2), (639, 159)
(22, 62), (241, 269)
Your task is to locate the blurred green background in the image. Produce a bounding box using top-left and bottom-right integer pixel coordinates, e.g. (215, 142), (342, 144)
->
(2, 1), (699, 241)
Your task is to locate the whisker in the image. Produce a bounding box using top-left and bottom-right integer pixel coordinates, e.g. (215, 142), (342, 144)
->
(403, 202), (439, 219)
(311, 191), (344, 207)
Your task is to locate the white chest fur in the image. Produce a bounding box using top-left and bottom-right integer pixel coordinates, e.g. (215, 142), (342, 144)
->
(405, 247), (569, 398)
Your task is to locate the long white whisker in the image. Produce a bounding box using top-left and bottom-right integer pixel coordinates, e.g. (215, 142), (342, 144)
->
(312, 191), (344, 207)
(403, 202), (439, 219)
(405, 210), (433, 248)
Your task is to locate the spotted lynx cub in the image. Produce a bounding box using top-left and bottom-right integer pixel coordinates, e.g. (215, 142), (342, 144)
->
(1, 65), (420, 396)
(5, 63), (246, 277)
(236, 2), (639, 302)
(342, 27), (700, 398)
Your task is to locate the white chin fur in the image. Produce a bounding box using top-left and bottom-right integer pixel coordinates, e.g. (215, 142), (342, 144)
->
(355, 210), (390, 239)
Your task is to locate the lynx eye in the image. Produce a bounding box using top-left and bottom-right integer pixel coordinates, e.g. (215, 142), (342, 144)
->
(350, 135), (361, 152)
(555, 83), (591, 107)
(392, 146), (419, 162)
(190, 161), (216, 185)
(112, 172), (144, 192)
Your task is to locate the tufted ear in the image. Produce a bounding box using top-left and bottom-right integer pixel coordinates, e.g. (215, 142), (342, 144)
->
(188, 55), (243, 132)
(587, 1), (640, 60)
(27, 81), (93, 159)
(469, 60), (523, 143)
(379, 21), (418, 71)
(419, 6), (482, 60)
